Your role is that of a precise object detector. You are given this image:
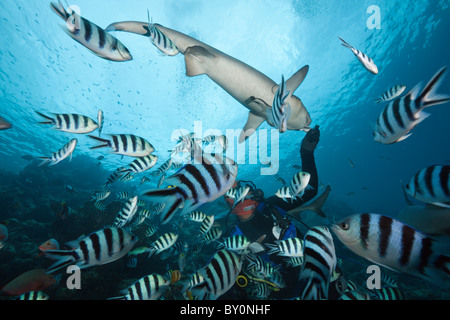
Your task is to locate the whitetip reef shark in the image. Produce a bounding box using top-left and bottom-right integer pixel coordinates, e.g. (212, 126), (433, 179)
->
(106, 20), (312, 143)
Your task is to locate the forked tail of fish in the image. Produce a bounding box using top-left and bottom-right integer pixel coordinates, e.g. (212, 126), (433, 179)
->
(35, 111), (54, 125)
(417, 67), (450, 108)
(338, 36), (353, 49)
(38, 157), (51, 167)
(49, 1), (69, 21)
(44, 249), (77, 274)
(88, 135), (111, 150)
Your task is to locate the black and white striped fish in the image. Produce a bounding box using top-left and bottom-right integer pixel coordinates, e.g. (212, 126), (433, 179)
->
(225, 188), (237, 198)
(120, 174), (134, 182)
(142, 155), (238, 224)
(245, 254), (279, 278)
(381, 273), (398, 288)
(266, 237), (304, 258)
(144, 225), (158, 238)
(17, 291), (49, 300)
(203, 134), (228, 151)
(190, 249), (243, 300)
(285, 256), (304, 268)
(44, 227), (138, 273)
(339, 36), (378, 74)
(405, 165), (450, 208)
(36, 111), (98, 134)
(373, 67), (450, 144)
(50, 1), (132, 61)
(371, 287), (405, 300)
(299, 226), (336, 300)
(338, 290), (371, 300)
(216, 234), (264, 254)
(116, 191), (130, 199)
(112, 196), (138, 228)
(38, 138), (77, 167)
(157, 174), (166, 188)
(109, 273), (170, 300)
(151, 203), (166, 216)
(103, 168), (126, 188)
(289, 171), (311, 201)
(147, 232), (178, 257)
(201, 227), (223, 245)
(251, 282), (271, 299)
(97, 109), (104, 137)
(275, 186), (293, 202)
(185, 211), (207, 222)
(150, 158), (173, 177)
(217, 235), (251, 252)
(199, 215), (215, 235)
(94, 200), (107, 211)
(232, 186), (251, 209)
(331, 213), (450, 286)
(375, 85), (407, 104)
(118, 155), (158, 180)
(267, 75), (292, 133)
(91, 189), (111, 201)
(146, 10), (178, 56)
(88, 134), (155, 157)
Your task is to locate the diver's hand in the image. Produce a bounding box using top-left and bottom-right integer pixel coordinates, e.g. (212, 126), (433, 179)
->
(301, 125), (320, 152)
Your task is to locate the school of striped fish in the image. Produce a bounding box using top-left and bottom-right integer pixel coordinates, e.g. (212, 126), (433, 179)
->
(0, 1), (449, 302)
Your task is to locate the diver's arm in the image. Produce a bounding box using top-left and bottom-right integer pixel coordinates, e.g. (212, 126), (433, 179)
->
(299, 148), (318, 201)
(298, 125), (320, 202)
(270, 125), (320, 210)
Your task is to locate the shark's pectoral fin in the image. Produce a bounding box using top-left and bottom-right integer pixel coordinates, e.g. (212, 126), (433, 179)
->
(184, 45), (215, 77)
(273, 65), (310, 96)
(238, 112), (266, 143)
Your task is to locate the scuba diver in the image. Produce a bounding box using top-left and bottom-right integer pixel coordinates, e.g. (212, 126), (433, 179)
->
(221, 125), (321, 299)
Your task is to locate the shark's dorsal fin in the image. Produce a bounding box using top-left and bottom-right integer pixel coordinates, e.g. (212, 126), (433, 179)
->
(273, 65), (310, 97)
(239, 112), (266, 143)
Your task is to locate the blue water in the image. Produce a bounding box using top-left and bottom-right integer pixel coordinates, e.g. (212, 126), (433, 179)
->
(0, 0), (449, 300)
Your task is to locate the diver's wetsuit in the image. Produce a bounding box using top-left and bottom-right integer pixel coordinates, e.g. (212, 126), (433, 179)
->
(233, 144), (319, 243)
(224, 127), (321, 300)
